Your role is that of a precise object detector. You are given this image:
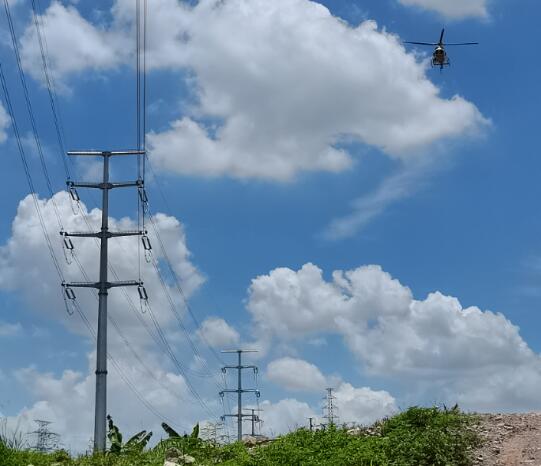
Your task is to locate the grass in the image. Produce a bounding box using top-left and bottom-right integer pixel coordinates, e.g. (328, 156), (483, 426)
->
(0, 406), (481, 466)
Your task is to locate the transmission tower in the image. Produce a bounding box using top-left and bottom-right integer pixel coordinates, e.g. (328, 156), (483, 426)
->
(219, 349), (260, 442)
(61, 150), (148, 452)
(322, 387), (339, 427)
(243, 408), (263, 437)
(30, 419), (59, 453)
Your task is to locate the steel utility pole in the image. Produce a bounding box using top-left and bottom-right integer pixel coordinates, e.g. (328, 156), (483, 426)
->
(61, 150), (146, 452)
(219, 349), (260, 442)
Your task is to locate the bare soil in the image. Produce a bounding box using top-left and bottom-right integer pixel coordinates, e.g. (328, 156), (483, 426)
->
(474, 413), (541, 465)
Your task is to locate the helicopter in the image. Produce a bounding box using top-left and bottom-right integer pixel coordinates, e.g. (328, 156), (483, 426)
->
(404, 29), (478, 70)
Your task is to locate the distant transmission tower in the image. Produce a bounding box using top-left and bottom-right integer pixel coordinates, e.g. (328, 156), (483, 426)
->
(243, 408), (263, 437)
(31, 420), (59, 453)
(322, 388), (339, 427)
(219, 349), (260, 442)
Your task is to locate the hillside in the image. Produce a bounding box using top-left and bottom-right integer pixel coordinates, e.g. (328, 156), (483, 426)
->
(473, 413), (541, 465)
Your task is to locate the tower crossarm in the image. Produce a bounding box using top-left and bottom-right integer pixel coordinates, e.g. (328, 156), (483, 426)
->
(67, 150), (146, 157)
(222, 365), (258, 371)
(219, 388), (260, 395)
(67, 180), (143, 190)
(62, 280), (142, 290)
(62, 230), (145, 239)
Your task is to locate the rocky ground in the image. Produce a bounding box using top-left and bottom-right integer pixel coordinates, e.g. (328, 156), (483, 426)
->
(474, 413), (541, 465)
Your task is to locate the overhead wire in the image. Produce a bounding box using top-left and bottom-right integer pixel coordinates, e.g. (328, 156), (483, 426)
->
(0, 63), (185, 430)
(3, 0), (64, 230)
(72, 299), (186, 430)
(146, 205), (226, 366)
(30, 0), (216, 386)
(71, 253), (192, 405)
(133, 0), (226, 381)
(12, 0), (220, 421)
(28, 0), (202, 402)
(22, 0), (225, 421)
(29, 0), (70, 178)
(0, 63), (63, 279)
(35, 0), (68, 150)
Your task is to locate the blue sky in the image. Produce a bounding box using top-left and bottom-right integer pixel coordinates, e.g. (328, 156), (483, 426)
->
(1, 0), (541, 452)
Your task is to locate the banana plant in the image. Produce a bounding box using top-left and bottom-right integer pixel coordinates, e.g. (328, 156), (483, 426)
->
(107, 414), (152, 454)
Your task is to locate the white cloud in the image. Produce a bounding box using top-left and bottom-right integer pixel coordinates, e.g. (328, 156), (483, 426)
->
(257, 382), (396, 435)
(247, 262), (541, 411)
(20, 0), (487, 181)
(0, 321), (22, 337)
(197, 317), (239, 348)
(0, 193), (219, 451)
(0, 192), (203, 318)
(334, 383), (397, 425)
(147, 0), (487, 180)
(398, 0), (489, 19)
(19, 2), (129, 87)
(266, 357), (327, 392)
(258, 399), (316, 436)
(8, 352), (201, 452)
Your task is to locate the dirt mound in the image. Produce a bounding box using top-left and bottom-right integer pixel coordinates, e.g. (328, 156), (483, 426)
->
(474, 413), (541, 465)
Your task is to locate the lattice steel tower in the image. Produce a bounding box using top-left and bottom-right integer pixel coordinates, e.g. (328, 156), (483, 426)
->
(323, 387), (339, 427)
(31, 419), (59, 453)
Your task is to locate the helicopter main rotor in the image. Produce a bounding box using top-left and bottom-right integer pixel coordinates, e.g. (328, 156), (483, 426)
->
(404, 28), (478, 47)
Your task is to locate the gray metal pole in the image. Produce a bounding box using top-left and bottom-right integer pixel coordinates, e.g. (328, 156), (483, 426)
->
(64, 149), (144, 452)
(94, 153), (110, 452)
(237, 350), (242, 442)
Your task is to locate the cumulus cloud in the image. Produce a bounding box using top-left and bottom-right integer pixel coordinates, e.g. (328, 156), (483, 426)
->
(266, 357), (327, 392)
(7, 353), (200, 452)
(247, 262), (541, 411)
(334, 383), (397, 425)
(147, 0), (487, 180)
(257, 381), (396, 434)
(197, 317), (239, 348)
(0, 193), (217, 451)
(20, 0), (487, 181)
(398, 0), (489, 19)
(0, 192), (203, 318)
(19, 2), (129, 87)
(258, 398), (316, 436)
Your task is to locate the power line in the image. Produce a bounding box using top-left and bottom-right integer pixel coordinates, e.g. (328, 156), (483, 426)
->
(0, 64), (184, 440)
(72, 299), (186, 430)
(3, 0), (64, 230)
(30, 0), (70, 178)
(9, 0), (224, 437)
(26, 0), (221, 417)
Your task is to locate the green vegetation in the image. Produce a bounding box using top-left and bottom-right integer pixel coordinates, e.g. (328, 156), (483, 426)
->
(0, 406), (480, 466)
